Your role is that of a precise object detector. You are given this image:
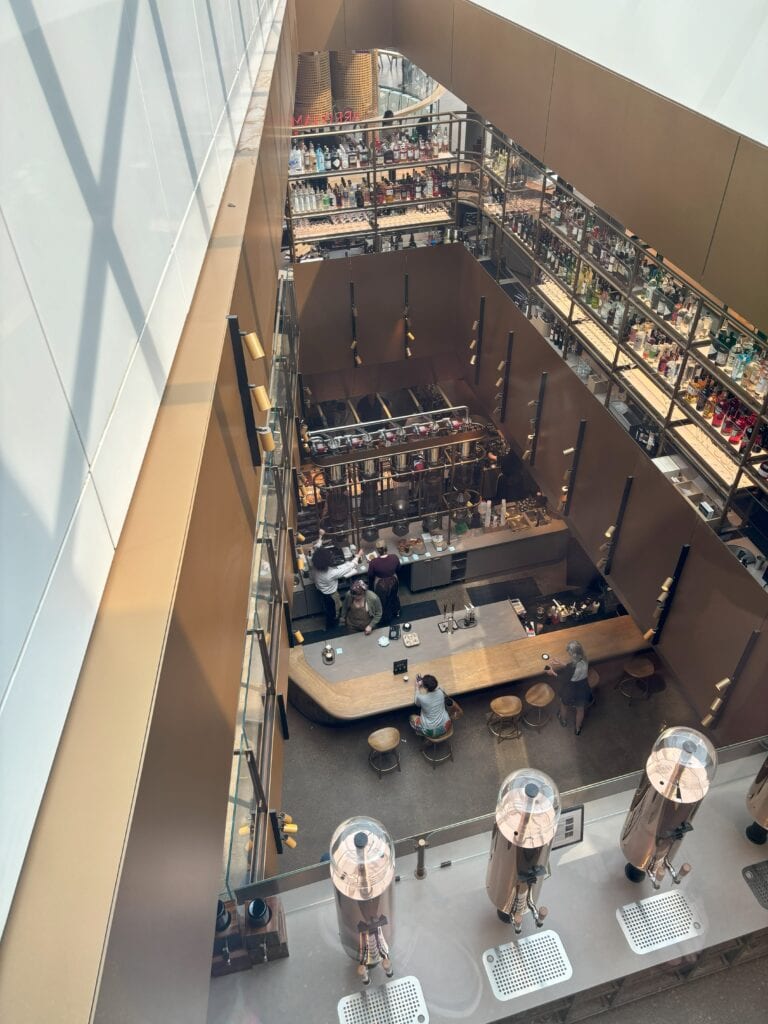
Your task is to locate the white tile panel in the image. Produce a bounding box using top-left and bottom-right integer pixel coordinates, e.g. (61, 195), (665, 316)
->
(0, 213), (89, 697)
(0, 475), (114, 936)
(91, 254), (189, 543)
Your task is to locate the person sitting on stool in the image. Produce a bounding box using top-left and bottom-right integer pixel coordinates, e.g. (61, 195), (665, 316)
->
(409, 674), (450, 738)
(340, 579), (382, 634)
(311, 529), (362, 630)
(544, 640), (592, 735)
(368, 540), (401, 625)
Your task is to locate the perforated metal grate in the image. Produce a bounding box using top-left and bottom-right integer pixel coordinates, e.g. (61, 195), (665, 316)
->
(338, 976), (428, 1024)
(616, 890), (702, 954)
(482, 930), (572, 1001)
(742, 860), (768, 910)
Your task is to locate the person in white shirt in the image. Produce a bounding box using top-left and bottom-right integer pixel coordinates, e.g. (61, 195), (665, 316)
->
(311, 529), (363, 630)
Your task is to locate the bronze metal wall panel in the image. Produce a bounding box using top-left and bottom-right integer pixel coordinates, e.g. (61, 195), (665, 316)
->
(345, 0), (394, 49)
(295, 0), (346, 52)
(296, 247), (463, 376)
(451, 1), (554, 158)
(240, 164), (280, 355)
(393, 0), (455, 90)
(718, 619), (768, 744)
(295, 258), (354, 374)
(305, 352), (462, 403)
(566, 405), (642, 564)
(654, 520), (767, 721)
(703, 137), (768, 333)
(93, 340), (258, 1024)
(353, 249), (409, 364)
(544, 51), (632, 220)
(607, 456), (698, 628)
(616, 87), (738, 281)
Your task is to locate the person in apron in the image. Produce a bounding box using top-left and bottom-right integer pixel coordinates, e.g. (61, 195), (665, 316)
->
(367, 540), (401, 625)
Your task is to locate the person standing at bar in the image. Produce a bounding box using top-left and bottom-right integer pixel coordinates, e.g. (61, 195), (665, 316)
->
(339, 579), (382, 634)
(368, 539), (401, 625)
(545, 640), (593, 736)
(311, 529), (362, 631)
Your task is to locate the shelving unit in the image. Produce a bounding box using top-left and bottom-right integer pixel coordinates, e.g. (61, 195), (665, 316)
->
(285, 109), (768, 544)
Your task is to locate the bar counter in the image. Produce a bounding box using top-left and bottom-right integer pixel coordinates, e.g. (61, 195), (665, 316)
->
(288, 603), (648, 722)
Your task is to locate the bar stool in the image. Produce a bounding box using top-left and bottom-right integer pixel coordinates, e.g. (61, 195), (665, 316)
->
(487, 695), (523, 743)
(587, 668), (600, 708)
(367, 727), (401, 779)
(523, 682), (555, 729)
(422, 721), (454, 769)
(617, 657), (655, 706)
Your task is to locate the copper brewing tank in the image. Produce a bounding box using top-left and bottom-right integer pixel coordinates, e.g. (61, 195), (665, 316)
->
(486, 769), (560, 932)
(329, 816), (395, 985)
(620, 727), (717, 887)
(746, 753), (768, 845)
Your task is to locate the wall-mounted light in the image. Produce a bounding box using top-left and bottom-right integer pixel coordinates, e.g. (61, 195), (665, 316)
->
(241, 331), (265, 361)
(250, 384), (272, 412)
(715, 678), (733, 694)
(527, 399), (538, 408)
(497, 360), (506, 372)
(604, 525), (616, 540)
(354, 353), (363, 366)
(469, 338), (477, 350)
(470, 353), (477, 365)
(472, 319), (479, 330)
(660, 576), (674, 592)
(562, 446), (575, 456)
(495, 377), (503, 388)
(407, 331), (415, 342)
(257, 426), (275, 453)
(522, 449), (532, 462)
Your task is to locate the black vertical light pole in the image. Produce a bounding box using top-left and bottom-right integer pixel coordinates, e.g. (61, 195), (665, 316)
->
(350, 281), (361, 366)
(403, 272), (411, 359)
(604, 475), (634, 576)
(227, 314), (261, 467)
(651, 543), (690, 645)
(562, 419), (587, 516)
(474, 295), (485, 386)
(499, 331), (514, 422)
(529, 371), (547, 466)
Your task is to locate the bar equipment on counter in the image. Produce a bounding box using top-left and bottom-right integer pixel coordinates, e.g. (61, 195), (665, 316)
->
(322, 642), (336, 666)
(620, 727), (717, 887)
(329, 816), (396, 985)
(486, 769), (561, 933)
(746, 753), (768, 845)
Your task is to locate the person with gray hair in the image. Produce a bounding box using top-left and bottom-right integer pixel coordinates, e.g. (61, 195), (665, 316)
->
(544, 640), (593, 735)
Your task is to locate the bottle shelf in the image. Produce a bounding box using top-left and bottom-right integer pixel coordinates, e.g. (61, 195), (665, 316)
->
(290, 203), (375, 218)
(533, 278), (573, 322)
(569, 299), (620, 368)
(293, 217), (375, 241)
(673, 395), (749, 462)
(628, 289), (694, 345)
(687, 342), (766, 415)
(618, 367), (671, 423)
(288, 152), (456, 181)
(670, 421), (747, 492)
(578, 248), (632, 295)
(376, 206), (454, 230)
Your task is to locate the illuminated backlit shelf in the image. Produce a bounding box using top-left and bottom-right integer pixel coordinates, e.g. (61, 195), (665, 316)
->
(619, 368), (670, 420)
(671, 422), (747, 491)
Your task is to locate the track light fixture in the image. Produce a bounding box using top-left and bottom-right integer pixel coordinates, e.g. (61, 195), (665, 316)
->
(495, 377), (503, 388)
(472, 319), (479, 330)
(527, 398), (538, 407)
(354, 353), (363, 366)
(522, 449), (532, 462)
(562, 446), (575, 456)
(406, 346), (412, 358)
(469, 338), (477, 350)
(700, 713), (715, 729)
(240, 330), (265, 361)
(497, 361), (506, 372)
(470, 353), (477, 366)
(250, 385), (271, 412)
(256, 426), (275, 453)
(660, 576), (674, 592)
(604, 525), (616, 540)
(715, 678), (732, 694)
(407, 331), (415, 342)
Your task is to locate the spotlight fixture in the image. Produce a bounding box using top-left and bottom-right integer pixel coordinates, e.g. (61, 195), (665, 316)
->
(250, 384), (271, 412)
(700, 713), (715, 729)
(561, 485), (569, 494)
(709, 697), (724, 714)
(527, 399), (538, 407)
(495, 377), (503, 388)
(715, 678), (732, 694)
(257, 426), (275, 453)
(522, 449), (532, 462)
(294, 630), (305, 644)
(472, 319), (479, 330)
(407, 331), (415, 342)
(241, 331), (265, 361)
(354, 354), (363, 366)
(660, 576), (674, 592)
(469, 339), (477, 350)
(497, 361), (506, 372)
(470, 353), (477, 365)
(604, 525), (616, 540)
(405, 346), (412, 358)
(527, 433), (536, 441)
(350, 339), (358, 350)
(562, 446), (575, 456)
(643, 627), (656, 641)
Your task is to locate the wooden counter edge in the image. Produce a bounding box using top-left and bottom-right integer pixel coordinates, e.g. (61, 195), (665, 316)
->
(288, 616), (649, 721)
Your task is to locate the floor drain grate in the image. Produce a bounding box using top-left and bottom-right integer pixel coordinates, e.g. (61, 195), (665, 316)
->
(482, 930), (572, 1001)
(617, 890), (702, 954)
(742, 860), (768, 910)
(338, 976), (428, 1024)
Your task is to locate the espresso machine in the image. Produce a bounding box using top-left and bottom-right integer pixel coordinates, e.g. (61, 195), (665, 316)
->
(621, 727), (717, 886)
(486, 769), (561, 932)
(746, 753), (768, 845)
(329, 816), (396, 985)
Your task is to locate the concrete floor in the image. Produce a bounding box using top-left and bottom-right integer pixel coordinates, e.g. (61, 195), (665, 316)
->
(281, 565), (697, 870)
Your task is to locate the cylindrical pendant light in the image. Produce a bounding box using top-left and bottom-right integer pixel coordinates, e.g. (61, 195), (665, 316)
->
(257, 426), (275, 452)
(242, 331), (265, 361)
(251, 385), (272, 412)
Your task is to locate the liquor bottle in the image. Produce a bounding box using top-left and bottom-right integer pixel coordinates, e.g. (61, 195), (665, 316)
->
(315, 145), (325, 172)
(696, 377), (712, 412)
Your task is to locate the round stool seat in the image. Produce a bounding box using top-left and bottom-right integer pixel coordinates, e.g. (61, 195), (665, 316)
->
(368, 727), (400, 753)
(618, 657), (655, 705)
(488, 695), (523, 743)
(523, 682), (555, 729)
(367, 728), (401, 778)
(625, 657), (654, 679)
(422, 721), (454, 769)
